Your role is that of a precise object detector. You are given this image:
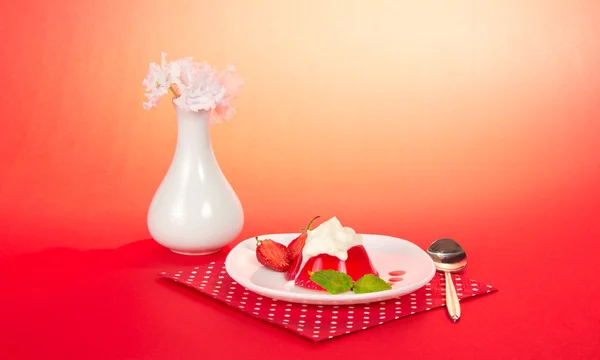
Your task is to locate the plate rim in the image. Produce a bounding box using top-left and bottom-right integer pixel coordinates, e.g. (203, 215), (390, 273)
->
(224, 233), (436, 305)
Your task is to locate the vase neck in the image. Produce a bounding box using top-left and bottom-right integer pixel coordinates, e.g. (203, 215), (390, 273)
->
(173, 106), (213, 159)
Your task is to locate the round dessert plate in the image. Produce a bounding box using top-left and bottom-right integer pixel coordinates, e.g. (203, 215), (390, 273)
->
(225, 233), (436, 305)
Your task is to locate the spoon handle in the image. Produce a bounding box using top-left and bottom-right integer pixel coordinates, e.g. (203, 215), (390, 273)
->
(444, 271), (461, 322)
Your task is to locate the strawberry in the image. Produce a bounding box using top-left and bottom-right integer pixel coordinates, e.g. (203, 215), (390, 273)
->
(285, 216), (320, 281)
(294, 274), (326, 291)
(287, 215), (321, 261)
(255, 237), (291, 272)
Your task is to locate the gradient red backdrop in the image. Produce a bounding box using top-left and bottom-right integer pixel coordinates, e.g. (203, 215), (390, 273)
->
(1, 0), (599, 259)
(1, 1), (600, 358)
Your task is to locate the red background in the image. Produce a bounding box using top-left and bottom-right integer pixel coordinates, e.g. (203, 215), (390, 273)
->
(1, 0), (599, 359)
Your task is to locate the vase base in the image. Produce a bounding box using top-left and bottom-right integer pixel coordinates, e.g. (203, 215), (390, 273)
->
(170, 248), (222, 256)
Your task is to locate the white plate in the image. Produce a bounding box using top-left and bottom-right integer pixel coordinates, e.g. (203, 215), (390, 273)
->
(224, 233), (436, 305)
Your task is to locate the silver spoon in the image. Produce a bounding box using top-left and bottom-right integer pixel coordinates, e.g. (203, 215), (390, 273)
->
(426, 238), (468, 322)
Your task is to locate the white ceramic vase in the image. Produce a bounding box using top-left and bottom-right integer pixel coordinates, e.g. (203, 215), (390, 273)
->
(147, 102), (244, 255)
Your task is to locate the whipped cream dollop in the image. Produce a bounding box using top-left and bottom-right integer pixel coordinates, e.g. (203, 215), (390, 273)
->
(301, 216), (363, 261)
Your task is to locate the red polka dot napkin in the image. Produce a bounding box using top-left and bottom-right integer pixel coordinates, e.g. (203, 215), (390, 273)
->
(158, 261), (497, 342)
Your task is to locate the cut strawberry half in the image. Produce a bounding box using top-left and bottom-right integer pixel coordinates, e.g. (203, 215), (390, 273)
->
(287, 215), (320, 261)
(293, 245), (378, 291)
(294, 274), (326, 291)
(255, 237), (291, 272)
(285, 215), (321, 281)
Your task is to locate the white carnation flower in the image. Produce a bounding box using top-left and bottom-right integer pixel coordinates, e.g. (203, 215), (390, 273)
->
(142, 52), (243, 123)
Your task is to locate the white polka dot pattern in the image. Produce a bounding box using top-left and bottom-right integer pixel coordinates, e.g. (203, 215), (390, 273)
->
(159, 261), (497, 342)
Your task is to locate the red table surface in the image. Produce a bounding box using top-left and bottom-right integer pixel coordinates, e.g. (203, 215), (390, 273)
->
(1, 207), (599, 360)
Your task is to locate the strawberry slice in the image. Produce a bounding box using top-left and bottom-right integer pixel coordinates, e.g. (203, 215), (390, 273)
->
(294, 274), (326, 291)
(255, 237), (291, 272)
(287, 215), (321, 260)
(294, 245), (378, 291)
(285, 216), (321, 281)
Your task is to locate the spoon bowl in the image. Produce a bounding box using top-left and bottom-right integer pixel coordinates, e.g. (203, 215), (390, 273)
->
(427, 238), (468, 272)
(427, 238), (468, 322)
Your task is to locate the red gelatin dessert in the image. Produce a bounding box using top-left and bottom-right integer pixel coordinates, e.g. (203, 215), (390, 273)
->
(285, 216), (379, 291)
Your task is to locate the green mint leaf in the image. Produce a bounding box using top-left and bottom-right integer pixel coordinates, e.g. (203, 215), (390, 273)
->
(352, 274), (392, 294)
(310, 270), (354, 294)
